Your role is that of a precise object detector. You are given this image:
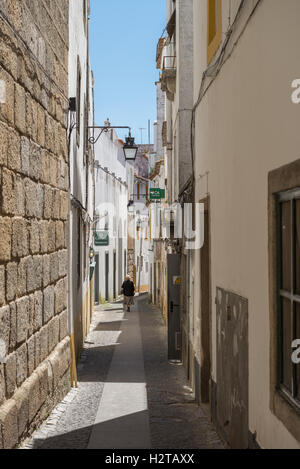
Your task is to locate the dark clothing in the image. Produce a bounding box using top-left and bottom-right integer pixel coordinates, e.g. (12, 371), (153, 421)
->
(122, 280), (135, 297)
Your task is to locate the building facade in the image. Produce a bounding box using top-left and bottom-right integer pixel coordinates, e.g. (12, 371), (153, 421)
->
(158, 0), (194, 375)
(94, 127), (128, 304)
(0, 0), (71, 448)
(192, 0), (300, 449)
(159, 0), (300, 450)
(68, 0), (95, 362)
(149, 82), (168, 317)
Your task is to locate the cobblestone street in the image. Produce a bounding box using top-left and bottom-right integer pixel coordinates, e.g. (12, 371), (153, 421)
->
(21, 296), (224, 450)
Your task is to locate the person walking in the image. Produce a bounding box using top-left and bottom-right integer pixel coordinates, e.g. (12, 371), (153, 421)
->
(122, 275), (135, 312)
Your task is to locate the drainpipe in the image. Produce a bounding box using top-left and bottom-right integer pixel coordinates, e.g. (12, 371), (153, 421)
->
(68, 190), (77, 387)
(68, 114), (77, 388)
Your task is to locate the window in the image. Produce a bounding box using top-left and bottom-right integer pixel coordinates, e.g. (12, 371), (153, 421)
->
(207, 0), (222, 65)
(277, 189), (300, 406)
(76, 57), (82, 147)
(269, 159), (300, 443)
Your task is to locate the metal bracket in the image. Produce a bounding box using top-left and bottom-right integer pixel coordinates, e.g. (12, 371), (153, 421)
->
(88, 126), (132, 145)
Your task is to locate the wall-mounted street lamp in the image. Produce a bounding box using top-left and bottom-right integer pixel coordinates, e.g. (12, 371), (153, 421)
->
(89, 246), (95, 261)
(88, 124), (138, 162)
(123, 135), (138, 161)
(127, 200), (135, 213)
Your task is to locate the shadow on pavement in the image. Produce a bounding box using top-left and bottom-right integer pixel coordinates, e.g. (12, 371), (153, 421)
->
(30, 411), (150, 450)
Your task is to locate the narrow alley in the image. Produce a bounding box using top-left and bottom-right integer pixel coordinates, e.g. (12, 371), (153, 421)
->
(1, 0), (300, 453)
(21, 296), (224, 450)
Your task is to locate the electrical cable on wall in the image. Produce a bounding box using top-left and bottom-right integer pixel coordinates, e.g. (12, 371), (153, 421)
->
(190, 0), (262, 190)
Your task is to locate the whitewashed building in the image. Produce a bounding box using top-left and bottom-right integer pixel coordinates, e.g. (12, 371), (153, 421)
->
(94, 128), (128, 303)
(68, 0), (95, 358)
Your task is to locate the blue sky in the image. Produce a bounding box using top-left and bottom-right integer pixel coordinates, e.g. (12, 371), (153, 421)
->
(90, 0), (166, 144)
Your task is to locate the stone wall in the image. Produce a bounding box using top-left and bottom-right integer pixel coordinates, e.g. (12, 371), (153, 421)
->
(0, 0), (70, 448)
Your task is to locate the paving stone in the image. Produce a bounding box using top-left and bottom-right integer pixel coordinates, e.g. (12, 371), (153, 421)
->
(39, 326), (48, 362)
(25, 178), (38, 218)
(55, 221), (64, 249)
(5, 352), (16, 398)
(15, 83), (26, 134)
(7, 128), (21, 172)
(60, 192), (68, 220)
(9, 302), (17, 353)
(16, 343), (27, 386)
(58, 250), (68, 278)
(12, 218), (29, 258)
(0, 399), (18, 449)
(0, 364), (5, 407)
(54, 278), (66, 315)
(48, 220), (56, 252)
(0, 217), (12, 262)
(0, 305), (10, 358)
(59, 310), (68, 341)
(6, 262), (17, 302)
(34, 290), (43, 332)
(44, 186), (53, 220)
(0, 266), (5, 306)
(16, 296), (29, 345)
(13, 385), (29, 439)
(17, 258), (27, 298)
(43, 286), (55, 324)
(20, 136), (30, 176)
(0, 265), (5, 306)
(0, 121), (8, 166)
(0, 67), (14, 126)
(29, 220), (40, 255)
(27, 335), (36, 376)
(50, 251), (59, 283)
(42, 254), (51, 287)
(48, 316), (60, 353)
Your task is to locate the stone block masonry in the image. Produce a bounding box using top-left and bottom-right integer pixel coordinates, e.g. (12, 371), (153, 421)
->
(0, 0), (70, 449)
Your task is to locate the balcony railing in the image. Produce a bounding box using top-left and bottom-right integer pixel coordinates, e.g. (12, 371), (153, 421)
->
(162, 55), (176, 71)
(160, 55), (177, 101)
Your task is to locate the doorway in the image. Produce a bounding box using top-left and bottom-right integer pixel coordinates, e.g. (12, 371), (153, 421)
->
(105, 252), (109, 301)
(113, 251), (116, 300)
(199, 197), (211, 404)
(95, 254), (99, 304)
(167, 254), (181, 361)
(216, 288), (249, 449)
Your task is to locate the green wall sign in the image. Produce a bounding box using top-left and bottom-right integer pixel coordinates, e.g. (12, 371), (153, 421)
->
(94, 231), (109, 247)
(150, 188), (165, 200)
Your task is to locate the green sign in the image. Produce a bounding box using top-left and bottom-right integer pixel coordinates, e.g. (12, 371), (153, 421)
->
(150, 188), (165, 200)
(94, 231), (109, 247)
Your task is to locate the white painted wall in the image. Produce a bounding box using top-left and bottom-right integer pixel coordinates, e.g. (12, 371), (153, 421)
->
(69, 0), (94, 347)
(193, 0), (300, 449)
(94, 131), (128, 302)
